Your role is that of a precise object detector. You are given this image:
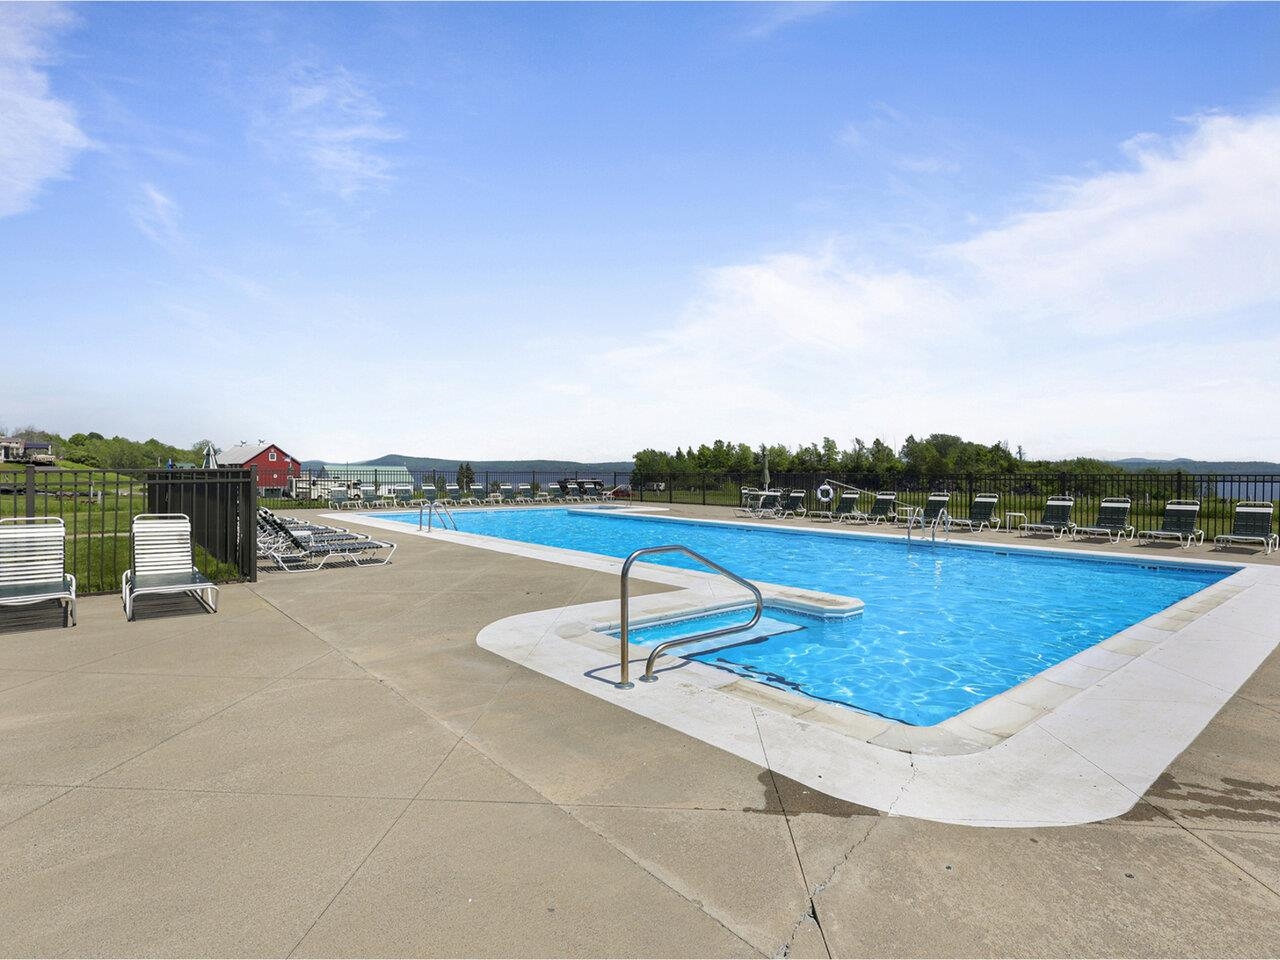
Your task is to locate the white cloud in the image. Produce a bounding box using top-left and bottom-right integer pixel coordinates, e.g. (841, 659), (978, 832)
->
(0, 3), (90, 217)
(536, 111), (1280, 461)
(950, 113), (1280, 334)
(258, 63), (402, 200)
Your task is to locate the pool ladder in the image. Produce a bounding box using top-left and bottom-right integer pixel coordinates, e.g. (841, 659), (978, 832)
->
(615, 544), (764, 689)
(417, 501), (458, 531)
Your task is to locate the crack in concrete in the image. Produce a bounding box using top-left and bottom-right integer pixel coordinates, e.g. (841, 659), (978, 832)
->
(778, 753), (921, 957)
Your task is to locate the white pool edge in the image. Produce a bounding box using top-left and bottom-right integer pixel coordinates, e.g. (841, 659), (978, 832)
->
(337, 507), (1280, 827)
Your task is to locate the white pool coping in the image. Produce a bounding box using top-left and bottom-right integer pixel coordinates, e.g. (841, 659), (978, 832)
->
(336, 506), (1280, 827)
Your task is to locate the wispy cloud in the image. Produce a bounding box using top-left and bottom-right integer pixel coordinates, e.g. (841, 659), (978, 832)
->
(0, 3), (90, 217)
(131, 182), (187, 250)
(738, 2), (834, 41)
(839, 102), (968, 177)
(257, 62), (402, 200)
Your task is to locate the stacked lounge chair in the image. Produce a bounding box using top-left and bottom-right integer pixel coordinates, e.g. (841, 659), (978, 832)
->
(440, 483), (461, 505)
(1213, 501), (1278, 555)
(1138, 499), (1204, 548)
(947, 493), (1000, 533)
(462, 483), (485, 506)
(258, 513), (395, 572)
(1073, 497), (1135, 543)
(1019, 496), (1075, 539)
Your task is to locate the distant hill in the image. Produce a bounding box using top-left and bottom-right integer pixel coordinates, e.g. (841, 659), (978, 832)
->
(1110, 458), (1280, 473)
(301, 454), (634, 474)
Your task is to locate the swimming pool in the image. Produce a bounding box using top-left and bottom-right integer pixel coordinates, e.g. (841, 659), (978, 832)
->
(379, 508), (1232, 725)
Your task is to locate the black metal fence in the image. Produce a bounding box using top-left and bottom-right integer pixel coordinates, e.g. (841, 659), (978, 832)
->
(0, 465), (258, 594)
(627, 470), (1280, 543)
(257, 465), (1278, 543)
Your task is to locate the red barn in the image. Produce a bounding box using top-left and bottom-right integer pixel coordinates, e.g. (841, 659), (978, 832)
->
(217, 442), (302, 493)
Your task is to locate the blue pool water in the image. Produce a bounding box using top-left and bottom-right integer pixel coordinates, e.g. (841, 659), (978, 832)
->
(379, 508), (1232, 725)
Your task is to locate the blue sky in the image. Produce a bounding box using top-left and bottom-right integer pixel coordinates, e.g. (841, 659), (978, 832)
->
(4, 2), (1279, 461)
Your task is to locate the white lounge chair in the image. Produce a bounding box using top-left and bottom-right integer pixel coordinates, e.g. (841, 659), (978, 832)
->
(122, 514), (218, 621)
(0, 517), (77, 627)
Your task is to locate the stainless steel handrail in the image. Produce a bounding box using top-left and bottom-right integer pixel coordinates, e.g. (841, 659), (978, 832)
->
(418, 501), (458, 531)
(615, 544), (764, 689)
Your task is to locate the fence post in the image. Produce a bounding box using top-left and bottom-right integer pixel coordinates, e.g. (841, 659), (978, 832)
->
(702, 474), (707, 506)
(668, 476), (673, 504)
(1176, 470), (1184, 501)
(243, 467), (258, 582)
(24, 464), (36, 517)
(1058, 471), (1068, 496)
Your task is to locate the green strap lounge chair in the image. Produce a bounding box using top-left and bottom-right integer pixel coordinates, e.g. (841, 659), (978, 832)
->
(815, 490), (865, 523)
(778, 489), (807, 519)
(845, 491), (897, 526)
(948, 493), (1000, 533)
(1138, 499), (1204, 548)
(1019, 496), (1075, 539)
(1213, 501), (1277, 555)
(735, 490), (782, 519)
(906, 492), (950, 531)
(0, 517), (76, 627)
(122, 514), (218, 621)
(1073, 497), (1135, 543)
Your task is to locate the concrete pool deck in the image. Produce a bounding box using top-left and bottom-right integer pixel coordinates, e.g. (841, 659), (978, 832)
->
(2, 504), (1280, 956)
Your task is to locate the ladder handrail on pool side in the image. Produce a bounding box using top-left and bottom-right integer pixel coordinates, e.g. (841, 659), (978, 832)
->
(615, 544), (764, 689)
(418, 501), (458, 532)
